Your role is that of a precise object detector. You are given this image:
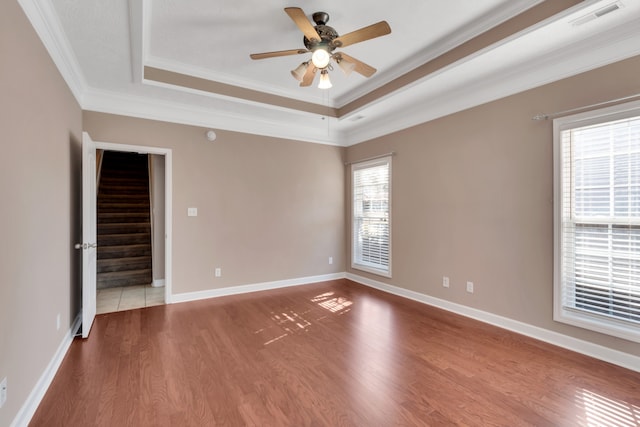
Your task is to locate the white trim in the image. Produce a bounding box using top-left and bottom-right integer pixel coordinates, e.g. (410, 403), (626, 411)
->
(350, 157), (392, 278)
(92, 140), (173, 306)
(17, 0), (87, 104)
(82, 89), (344, 147)
(10, 313), (82, 427)
(346, 272), (640, 373)
(552, 101), (640, 344)
(152, 279), (165, 288)
(171, 273), (346, 304)
(343, 17), (640, 146)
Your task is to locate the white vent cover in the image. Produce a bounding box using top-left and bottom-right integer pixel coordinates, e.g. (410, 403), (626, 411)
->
(571, 1), (624, 26)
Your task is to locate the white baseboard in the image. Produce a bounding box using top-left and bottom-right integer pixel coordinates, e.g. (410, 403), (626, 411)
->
(346, 273), (640, 373)
(171, 272), (346, 304)
(152, 279), (165, 288)
(11, 313), (82, 427)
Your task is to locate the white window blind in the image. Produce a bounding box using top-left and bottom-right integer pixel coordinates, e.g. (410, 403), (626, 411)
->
(352, 157), (391, 277)
(555, 107), (640, 342)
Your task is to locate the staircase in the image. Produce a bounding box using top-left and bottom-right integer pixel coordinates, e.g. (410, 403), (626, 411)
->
(97, 151), (153, 289)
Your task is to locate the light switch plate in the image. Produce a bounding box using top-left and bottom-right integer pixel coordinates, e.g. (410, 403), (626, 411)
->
(187, 207), (198, 217)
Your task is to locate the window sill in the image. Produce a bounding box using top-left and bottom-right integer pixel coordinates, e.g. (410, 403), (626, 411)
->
(351, 263), (391, 279)
(554, 307), (640, 344)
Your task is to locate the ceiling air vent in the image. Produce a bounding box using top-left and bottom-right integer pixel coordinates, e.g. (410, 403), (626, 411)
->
(571, 1), (624, 26)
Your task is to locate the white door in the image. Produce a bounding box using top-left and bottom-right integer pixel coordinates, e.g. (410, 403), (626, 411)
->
(81, 132), (97, 338)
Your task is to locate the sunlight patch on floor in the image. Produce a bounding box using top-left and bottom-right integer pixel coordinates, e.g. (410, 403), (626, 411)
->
(576, 388), (640, 427)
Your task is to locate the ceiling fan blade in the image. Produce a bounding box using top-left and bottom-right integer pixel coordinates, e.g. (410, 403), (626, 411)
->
(250, 49), (308, 60)
(336, 53), (377, 77)
(331, 21), (391, 48)
(285, 7), (320, 42)
(300, 64), (317, 87)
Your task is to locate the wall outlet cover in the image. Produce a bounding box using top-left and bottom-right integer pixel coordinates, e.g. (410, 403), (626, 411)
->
(0, 377), (7, 408)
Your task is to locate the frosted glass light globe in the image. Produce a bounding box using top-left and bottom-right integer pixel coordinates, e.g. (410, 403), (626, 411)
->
(311, 49), (331, 69)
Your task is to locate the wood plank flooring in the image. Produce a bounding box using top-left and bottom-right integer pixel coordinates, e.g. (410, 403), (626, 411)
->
(30, 279), (640, 426)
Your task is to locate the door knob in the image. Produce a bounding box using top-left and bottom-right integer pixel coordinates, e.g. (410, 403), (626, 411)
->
(74, 243), (97, 250)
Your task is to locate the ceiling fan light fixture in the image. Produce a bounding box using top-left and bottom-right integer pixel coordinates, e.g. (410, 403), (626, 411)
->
(336, 56), (355, 76)
(318, 69), (332, 89)
(291, 61), (309, 82)
(311, 48), (331, 69)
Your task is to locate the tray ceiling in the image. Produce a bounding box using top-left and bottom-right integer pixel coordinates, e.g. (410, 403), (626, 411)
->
(18, 0), (640, 145)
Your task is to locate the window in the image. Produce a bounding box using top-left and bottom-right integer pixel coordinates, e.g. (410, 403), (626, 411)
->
(554, 101), (640, 343)
(352, 157), (391, 277)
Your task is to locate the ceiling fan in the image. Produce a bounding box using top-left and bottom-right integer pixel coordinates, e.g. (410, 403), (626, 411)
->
(249, 7), (391, 89)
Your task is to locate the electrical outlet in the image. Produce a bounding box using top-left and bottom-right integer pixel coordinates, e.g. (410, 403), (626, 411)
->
(215, 268), (221, 277)
(329, 257), (333, 265)
(187, 207), (198, 217)
(56, 313), (61, 331)
(442, 276), (450, 288)
(466, 281), (474, 293)
(0, 377), (7, 408)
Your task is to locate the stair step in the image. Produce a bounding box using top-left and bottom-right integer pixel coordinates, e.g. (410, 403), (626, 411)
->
(98, 222), (151, 234)
(100, 167), (148, 175)
(97, 269), (152, 288)
(98, 212), (150, 223)
(97, 203), (150, 213)
(98, 232), (151, 246)
(99, 180), (148, 189)
(97, 256), (152, 273)
(97, 195), (150, 204)
(98, 186), (150, 195)
(97, 192), (149, 199)
(99, 183), (148, 191)
(98, 244), (151, 258)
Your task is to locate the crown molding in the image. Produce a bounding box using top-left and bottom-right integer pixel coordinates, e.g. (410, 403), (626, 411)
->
(18, 0), (88, 104)
(343, 17), (640, 146)
(82, 88), (345, 146)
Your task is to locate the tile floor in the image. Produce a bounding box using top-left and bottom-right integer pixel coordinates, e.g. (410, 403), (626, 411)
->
(96, 285), (165, 314)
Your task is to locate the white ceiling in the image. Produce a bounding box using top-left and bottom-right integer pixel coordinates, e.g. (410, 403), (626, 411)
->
(19, 0), (640, 146)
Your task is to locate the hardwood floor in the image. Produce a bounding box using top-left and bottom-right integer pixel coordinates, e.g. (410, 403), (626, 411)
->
(31, 279), (640, 426)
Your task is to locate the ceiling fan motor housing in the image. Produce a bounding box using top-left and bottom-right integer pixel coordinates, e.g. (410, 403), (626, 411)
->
(303, 12), (338, 52)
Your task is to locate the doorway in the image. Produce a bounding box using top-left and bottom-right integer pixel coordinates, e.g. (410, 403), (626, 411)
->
(90, 141), (173, 314)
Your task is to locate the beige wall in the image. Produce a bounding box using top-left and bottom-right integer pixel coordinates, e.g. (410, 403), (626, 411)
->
(0, 1), (83, 425)
(346, 55), (640, 358)
(83, 112), (346, 295)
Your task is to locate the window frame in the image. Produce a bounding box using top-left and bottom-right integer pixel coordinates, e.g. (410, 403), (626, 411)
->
(351, 156), (392, 278)
(553, 99), (640, 343)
